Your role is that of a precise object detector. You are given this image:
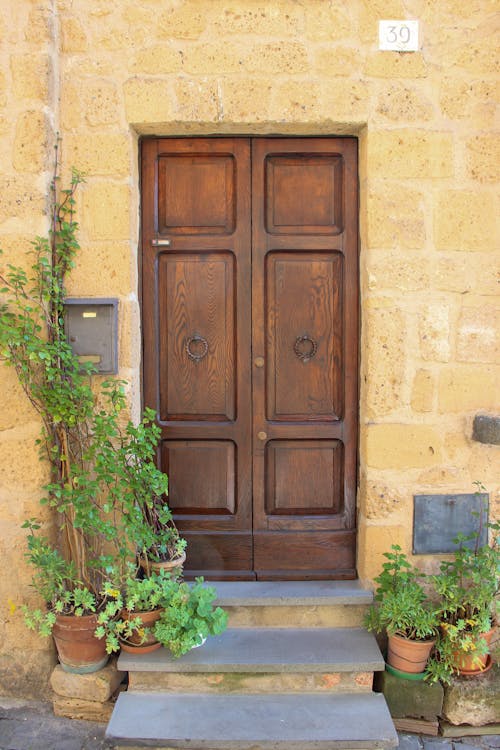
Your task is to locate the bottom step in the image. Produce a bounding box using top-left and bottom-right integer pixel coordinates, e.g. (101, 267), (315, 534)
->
(106, 691), (398, 749)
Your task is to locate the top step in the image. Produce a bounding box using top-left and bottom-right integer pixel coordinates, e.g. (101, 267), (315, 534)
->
(212, 581), (373, 628)
(214, 581), (373, 606)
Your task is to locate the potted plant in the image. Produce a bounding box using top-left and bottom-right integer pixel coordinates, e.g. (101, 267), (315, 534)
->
(426, 491), (499, 684)
(365, 545), (439, 675)
(154, 578), (228, 658)
(96, 566), (175, 655)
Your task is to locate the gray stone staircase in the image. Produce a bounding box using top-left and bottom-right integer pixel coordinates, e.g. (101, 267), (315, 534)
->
(106, 581), (398, 749)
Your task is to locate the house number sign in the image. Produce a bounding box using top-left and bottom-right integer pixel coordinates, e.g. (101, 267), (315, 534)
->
(379, 20), (419, 51)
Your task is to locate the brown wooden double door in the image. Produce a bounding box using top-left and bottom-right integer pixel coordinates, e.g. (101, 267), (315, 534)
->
(141, 137), (358, 580)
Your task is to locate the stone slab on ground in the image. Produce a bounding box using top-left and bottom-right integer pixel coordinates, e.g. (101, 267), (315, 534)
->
(442, 664), (500, 726)
(106, 691), (399, 749)
(50, 658), (126, 702)
(376, 670), (444, 720)
(213, 580), (373, 606)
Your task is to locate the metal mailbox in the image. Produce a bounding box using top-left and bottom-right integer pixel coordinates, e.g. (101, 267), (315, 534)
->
(64, 298), (118, 374)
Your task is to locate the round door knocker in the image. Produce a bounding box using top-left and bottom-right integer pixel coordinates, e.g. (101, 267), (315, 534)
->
(185, 334), (209, 362)
(293, 334), (317, 363)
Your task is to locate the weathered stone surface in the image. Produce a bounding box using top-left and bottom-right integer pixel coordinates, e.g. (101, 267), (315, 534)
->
(50, 659), (125, 702)
(442, 664), (500, 726)
(377, 670), (444, 720)
(52, 695), (115, 723)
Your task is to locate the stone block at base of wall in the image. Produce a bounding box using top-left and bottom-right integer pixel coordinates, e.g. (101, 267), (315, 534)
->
(50, 658), (126, 723)
(442, 664), (500, 727)
(376, 670), (444, 721)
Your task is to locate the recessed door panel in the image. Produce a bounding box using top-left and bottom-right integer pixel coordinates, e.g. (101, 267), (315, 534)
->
(266, 252), (343, 421)
(161, 440), (236, 515)
(158, 252), (235, 422)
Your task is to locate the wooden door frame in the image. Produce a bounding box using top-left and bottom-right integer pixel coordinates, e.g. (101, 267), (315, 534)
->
(139, 134), (360, 580)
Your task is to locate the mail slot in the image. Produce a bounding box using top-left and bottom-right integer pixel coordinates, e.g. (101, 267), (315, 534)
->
(64, 298), (118, 374)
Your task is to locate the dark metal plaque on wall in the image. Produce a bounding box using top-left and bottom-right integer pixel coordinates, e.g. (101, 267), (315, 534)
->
(413, 493), (489, 554)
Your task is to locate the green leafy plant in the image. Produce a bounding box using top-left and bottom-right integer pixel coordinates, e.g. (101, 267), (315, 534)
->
(364, 545), (439, 641)
(426, 484), (499, 684)
(95, 566), (175, 654)
(89, 407), (186, 569)
(154, 578), (228, 658)
(0, 144), (181, 646)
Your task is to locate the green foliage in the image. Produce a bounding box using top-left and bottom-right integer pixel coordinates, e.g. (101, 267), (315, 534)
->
(154, 578), (228, 658)
(1, 146), (183, 645)
(364, 545), (439, 641)
(95, 566), (176, 654)
(426, 485), (499, 684)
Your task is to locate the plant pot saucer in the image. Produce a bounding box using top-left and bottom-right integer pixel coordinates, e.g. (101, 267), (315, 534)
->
(458, 654), (493, 677)
(120, 640), (162, 655)
(385, 663), (426, 681)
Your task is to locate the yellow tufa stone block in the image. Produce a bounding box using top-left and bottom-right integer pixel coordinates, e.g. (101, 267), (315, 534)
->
(357, 523), (409, 584)
(466, 135), (500, 184)
(367, 252), (431, 292)
(157, 3), (207, 40)
(368, 130), (454, 180)
(438, 365), (499, 413)
(411, 370), (435, 414)
(130, 45), (182, 75)
(439, 79), (497, 128)
(268, 80), (322, 122)
(418, 303), (451, 363)
(456, 305), (499, 364)
(361, 479), (405, 520)
(364, 424), (442, 469)
(10, 54), (51, 102)
(219, 79), (273, 123)
(314, 47), (362, 77)
(374, 82), (433, 122)
(366, 184), (425, 249)
(63, 134), (130, 177)
(60, 16), (88, 52)
(82, 183), (131, 241)
(0, 175), (45, 225)
(82, 81), (121, 128)
(208, 3), (303, 38)
(123, 78), (175, 124)
(304, 5), (352, 41)
(65, 241), (134, 298)
(245, 42), (309, 75)
(174, 78), (221, 123)
(364, 52), (428, 79)
(363, 306), (406, 418)
(435, 190), (496, 251)
(13, 111), (49, 173)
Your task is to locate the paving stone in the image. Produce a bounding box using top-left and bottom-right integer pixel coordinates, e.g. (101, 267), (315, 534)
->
(396, 734), (424, 750)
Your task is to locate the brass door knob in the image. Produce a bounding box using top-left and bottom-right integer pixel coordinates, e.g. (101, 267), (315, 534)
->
(257, 431), (267, 441)
(254, 356), (265, 368)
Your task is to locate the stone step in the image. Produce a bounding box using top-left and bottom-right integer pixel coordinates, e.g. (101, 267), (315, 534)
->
(213, 580), (373, 628)
(106, 691), (399, 749)
(118, 627), (384, 694)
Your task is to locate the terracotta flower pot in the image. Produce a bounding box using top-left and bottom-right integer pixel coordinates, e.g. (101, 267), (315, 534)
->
(139, 551), (186, 579)
(452, 626), (495, 675)
(52, 613), (108, 674)
(387, 632), (436, 674)
(119, 608), (162, 654)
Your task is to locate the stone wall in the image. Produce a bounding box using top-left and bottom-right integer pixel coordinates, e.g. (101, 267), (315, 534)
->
(0, 0), (498, 696)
